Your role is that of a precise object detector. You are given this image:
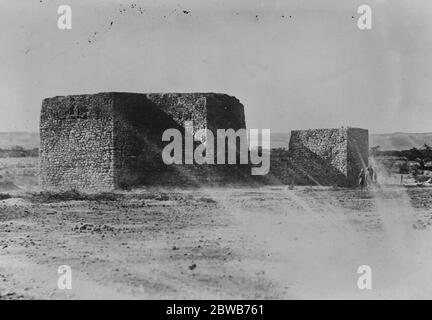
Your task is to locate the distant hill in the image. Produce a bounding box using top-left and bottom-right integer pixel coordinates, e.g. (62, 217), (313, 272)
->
(369, 132), (432, 151)
(0, 131), (431, 152)
(268, 133), (291, 149)
(0, 132), (39, 149)
(252, 132), (432, 151)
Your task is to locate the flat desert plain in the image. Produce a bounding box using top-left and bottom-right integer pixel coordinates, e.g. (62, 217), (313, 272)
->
(1, 157), (432, 299)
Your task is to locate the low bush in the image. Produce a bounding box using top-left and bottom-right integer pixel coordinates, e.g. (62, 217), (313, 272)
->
(29, 190), (120, 203)
(0, 193), (11, 201)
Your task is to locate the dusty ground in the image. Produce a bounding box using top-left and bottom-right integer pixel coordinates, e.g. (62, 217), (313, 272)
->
(1, 184), (432, 299)
(2, 158), (432, 299)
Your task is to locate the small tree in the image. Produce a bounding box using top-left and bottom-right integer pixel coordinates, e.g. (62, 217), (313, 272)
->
(398, 161), (409, 174)
(370, 145), (381, 157)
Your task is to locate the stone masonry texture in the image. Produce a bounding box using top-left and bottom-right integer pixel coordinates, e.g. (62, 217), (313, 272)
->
(40, 92), (368, 191)
(265, 128), (369, 187)
(40, 92), (248, 191)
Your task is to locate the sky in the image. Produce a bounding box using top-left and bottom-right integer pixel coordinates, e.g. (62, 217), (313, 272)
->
(1, 0), (432, 134)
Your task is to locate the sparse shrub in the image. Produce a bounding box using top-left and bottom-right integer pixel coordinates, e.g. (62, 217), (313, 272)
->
(198, 196), (217, 204)
(29, 190), (120, 203)
(134, 192), (170, 201)
(397, 161), (410, 174)
(0, 193), (11, 200)
(414, 175), (430, 183)
(0, 146), (39, 158)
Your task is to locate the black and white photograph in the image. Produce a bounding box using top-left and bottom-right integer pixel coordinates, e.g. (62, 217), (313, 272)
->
(1, 0), (432, 306)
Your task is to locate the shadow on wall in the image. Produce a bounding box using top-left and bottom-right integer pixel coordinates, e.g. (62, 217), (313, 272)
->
(289, 143), (350, 186)
(114, 94), (252, 188)
(113, 96), (185, 188)
(265, 146), (349, 187)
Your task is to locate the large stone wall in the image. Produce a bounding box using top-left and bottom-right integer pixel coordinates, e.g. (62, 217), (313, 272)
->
(111, 93), (183, 188)
(265, 128), (369, 187)
(40, 93), (116, 191)
(111, 93), (249, 187)
(40, 92), (248, 191)
(145, 93), (246, 145)
(289, 128), (350, 186)
(40, 92), (368, 190)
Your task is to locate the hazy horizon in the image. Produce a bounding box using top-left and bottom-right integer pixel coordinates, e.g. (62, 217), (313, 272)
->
(1, 0), (432, 134)
(2, 129), (432, 136)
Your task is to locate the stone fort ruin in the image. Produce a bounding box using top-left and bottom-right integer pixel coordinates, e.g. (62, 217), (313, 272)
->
(40, 92), (248, 191)
(40, 92), (369, 191)
(266, 128), (369, 187)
